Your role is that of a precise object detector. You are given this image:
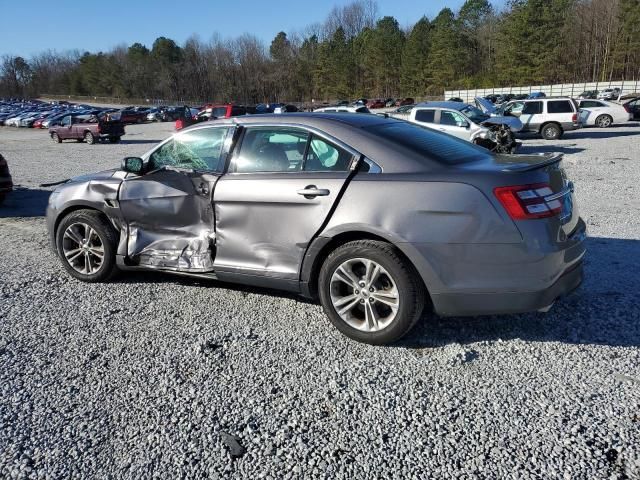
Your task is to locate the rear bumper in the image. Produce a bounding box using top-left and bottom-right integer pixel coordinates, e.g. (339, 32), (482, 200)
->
(431, 260), (583, 317)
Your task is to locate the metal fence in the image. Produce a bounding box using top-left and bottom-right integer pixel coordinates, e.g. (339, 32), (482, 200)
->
(445, 80), (640, 103)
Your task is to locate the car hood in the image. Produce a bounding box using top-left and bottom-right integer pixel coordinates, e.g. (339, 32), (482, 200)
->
(475, 96), (497, 114)
(56, 168), (125, 189)
(480, 115), (523, 132)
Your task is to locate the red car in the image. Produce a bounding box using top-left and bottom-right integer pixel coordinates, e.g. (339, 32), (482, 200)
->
(368, 99), (386, 109)
(395, 97), (415, 106)
(0, 154), (13, 206)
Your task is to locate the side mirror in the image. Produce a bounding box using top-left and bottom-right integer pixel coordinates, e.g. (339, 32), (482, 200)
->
(121, 157), (144, 175)
(462, 121), (470, 128)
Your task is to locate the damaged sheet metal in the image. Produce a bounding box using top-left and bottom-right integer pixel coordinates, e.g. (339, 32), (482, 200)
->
(118, 169), (219, 272)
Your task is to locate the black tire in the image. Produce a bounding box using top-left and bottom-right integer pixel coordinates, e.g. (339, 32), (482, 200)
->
(55, 209), (118, 282)
(108, 136), (120, 143)
(84, 131), (95, 145)
(595, 114), (612, 128)
(51, 133), (61, 143)
(541, 123), (562, 140)
(318, 240), (426, 345)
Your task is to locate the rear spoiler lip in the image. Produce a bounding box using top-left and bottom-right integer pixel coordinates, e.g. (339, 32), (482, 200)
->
(495, 152), (564, 172)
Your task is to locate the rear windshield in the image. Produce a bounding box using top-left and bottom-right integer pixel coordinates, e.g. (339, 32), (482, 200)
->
(365, 122), (490, 165)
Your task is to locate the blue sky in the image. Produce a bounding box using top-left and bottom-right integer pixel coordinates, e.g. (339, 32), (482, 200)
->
(0, 0), (502, 58)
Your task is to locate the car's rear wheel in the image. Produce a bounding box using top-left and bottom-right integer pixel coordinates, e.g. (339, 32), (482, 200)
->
(84, 132), (95, 144)
(56, 210), (117, 282)
(541, 123), (562, 140)
(51, 133), (61, 143)
(318, 240), (426, 345)
(595, 114), (612, 128)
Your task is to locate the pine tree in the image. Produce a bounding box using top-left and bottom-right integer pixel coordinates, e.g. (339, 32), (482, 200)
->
(400, 17), (431, 96)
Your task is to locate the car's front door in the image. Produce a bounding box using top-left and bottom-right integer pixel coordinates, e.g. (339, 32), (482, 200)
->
(213, 125), (357, 281)
(438, 110), (471, 140)
(118, 126), (232, 272)
(58, 115), (73, 139)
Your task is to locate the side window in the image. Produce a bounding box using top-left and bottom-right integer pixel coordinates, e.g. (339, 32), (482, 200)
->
(547, 101), (573, 113)
(232, 127), (308, 173)
(440, 110), (467, 127)
(304, 135), (353, 172)
(149, 127), (228, 171)
(522, 101), (543, 115)
(415, 109), (435, 123)
(61, 116), (71, 126)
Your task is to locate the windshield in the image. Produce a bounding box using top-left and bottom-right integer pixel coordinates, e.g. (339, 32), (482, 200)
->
(459, 105), (488, 123)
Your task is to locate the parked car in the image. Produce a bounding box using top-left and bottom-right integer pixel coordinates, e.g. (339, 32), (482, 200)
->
(578, 90), (598, 99)
(388, 104), (415, 119)
(205, 104), (251, 118)
(447, 97), (464, 102)
(352, 98), (368, 106)
(314, 105), (371, 114)
(175, 107), (202, 130)
(409, 101), (522, 153)
(577, 99), (631, 127)
(0, 153), (13, 206)
(496, 97), (581, 140)
(368, 99), (386, 109)
(395, 98), (414, 106)
(273, 104), (299, 114)
(119, 109), (148, 124)
(49, 114), (125, 144)
(597, 88), (621, 101)
(623, 97), (640, 120)
(46, 113), (585, 345)
(527, 92), (547, 99)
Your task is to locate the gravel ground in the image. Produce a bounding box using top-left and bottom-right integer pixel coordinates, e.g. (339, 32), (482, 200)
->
(1, 121), (639, 479)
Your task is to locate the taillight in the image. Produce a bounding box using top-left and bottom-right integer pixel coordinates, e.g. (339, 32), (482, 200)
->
(572, 112), (577, 122)
(623, 104), (630, 113)
(494, 183), (562, 220)
(96, 125), (101, 134)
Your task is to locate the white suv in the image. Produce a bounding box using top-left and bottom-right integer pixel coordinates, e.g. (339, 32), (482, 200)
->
(502, 97), (581, 140)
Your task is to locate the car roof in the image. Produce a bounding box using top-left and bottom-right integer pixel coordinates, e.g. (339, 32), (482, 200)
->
(415, 101), (468, 110)
(188, 112), (389, 129)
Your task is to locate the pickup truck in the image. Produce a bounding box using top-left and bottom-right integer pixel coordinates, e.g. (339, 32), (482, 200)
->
(49, 114), (125, 144)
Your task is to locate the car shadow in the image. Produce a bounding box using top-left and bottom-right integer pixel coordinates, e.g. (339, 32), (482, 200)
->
(112, 270), (317, 304)
(566, 130), (640, 140)
(118, 139), (163, 145)
(518, 144), (585, 155)
(399, 236), (640, 350)
(0, 188), (51, 217)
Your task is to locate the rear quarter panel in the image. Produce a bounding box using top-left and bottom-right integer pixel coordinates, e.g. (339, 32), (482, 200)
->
(320, 176), (523, 293)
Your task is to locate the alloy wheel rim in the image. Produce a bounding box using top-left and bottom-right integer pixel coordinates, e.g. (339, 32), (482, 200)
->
(329, 258), (399, 332)
(62, 222), (104, 275)
(546, 127), (557, 138)
(598, 116), (611, 127)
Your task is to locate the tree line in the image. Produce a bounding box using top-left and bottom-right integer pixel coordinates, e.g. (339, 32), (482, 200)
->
(1, 0), (638, 104)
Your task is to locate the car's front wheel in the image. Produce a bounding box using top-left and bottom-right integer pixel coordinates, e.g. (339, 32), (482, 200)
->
(51, 133), (61, 143)
(56, 210), (118, 282)
(318, 240), (426, 345)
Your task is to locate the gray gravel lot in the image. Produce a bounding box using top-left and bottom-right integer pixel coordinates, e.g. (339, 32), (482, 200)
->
(1, 121), (639, 479)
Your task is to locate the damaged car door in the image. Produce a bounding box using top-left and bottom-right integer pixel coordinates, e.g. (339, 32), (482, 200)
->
(118, 126), (231, 272)
(213, 126), (357, 282)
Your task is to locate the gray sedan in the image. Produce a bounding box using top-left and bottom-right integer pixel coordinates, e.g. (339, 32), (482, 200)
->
(46, 114), (586, 344)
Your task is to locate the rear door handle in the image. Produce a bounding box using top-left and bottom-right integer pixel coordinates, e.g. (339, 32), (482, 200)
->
(297, 185), (330, 199)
